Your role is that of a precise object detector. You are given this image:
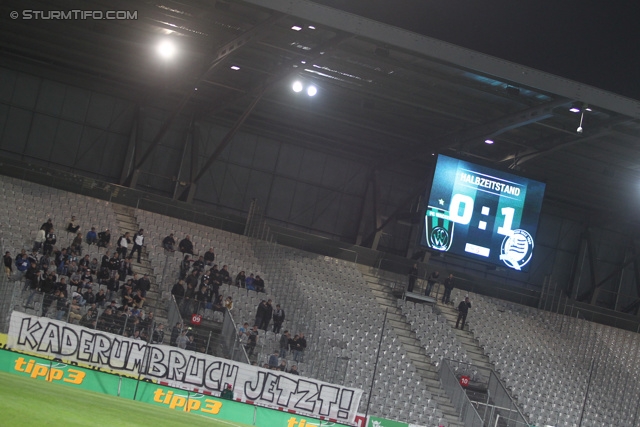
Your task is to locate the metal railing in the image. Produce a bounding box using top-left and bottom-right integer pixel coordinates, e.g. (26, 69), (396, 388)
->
(220, 308), (250, 363)
(439, 359), (484, 427)
(486, 370), (529, 427)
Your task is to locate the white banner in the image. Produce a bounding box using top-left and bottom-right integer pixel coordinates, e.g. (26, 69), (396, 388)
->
(7, 312), (362, 423)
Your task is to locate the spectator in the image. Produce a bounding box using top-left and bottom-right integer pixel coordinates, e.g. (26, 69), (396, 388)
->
(224, 296), (234, 311)
(33, 228), (46, 253)
(71, 232), (83, 255)
(78, 254), (90, 269)
(171, 280), (186, 303)
(279, 331), (290, 359)
(441, 273), (454, 304)
(268, 351), (279, 368)
(220, 384), (234, 400)
(277, 360), (287, 371)
(185, 335), (197, 351)
(80, 308), (97, 329)
(55, 290), (69, 321)
(106, 275), (120, 303)
(237, 322), (250, 339)
(86, 227), (98, 245)
(425, 271), (439, 297)
(108, 252), (121, 276)
(129, 229), (145, 263)
(293, 333), (307, 362)
(246, 326), (258, 357)
(212, 294), (225, 313)
(97, 228), (111, 248)
(83, 287), (96, 305)
(179, 235), (194, 255)
(43, 228), (57, 256)
(170, 322), (183, 346)
(179, 255), (191, 280)
(192, 256), (205, 272)
(15, 250), (29, 275)
(96, 307), (115, 333)
(186, 269), (200, 289)
(162, 233), (176, 252)
(95, 289), (107, 308)
(259, 299), (273, 331)
(245, 273), (255, 290)
(273, 304), (285, 334)
(289, 334), (300, 361)
(89, 257), (99, 274)
(136, 274), (151, 297)
(288, 365), (299, 375)
(254, 300), (267, 328)
(41, 218), (54, 233)
(235, 271), (246, 288)
(67, 296), (83, 324)
(204, 247), (215, 265)
(152, 324), (165, 344)
(220, 265), (231, 284)
(181, 283), (196, 317)
(176, 330), (189, 349)
(119, 258), (133, 281)
(4, 251), (13, 278)
(66, 216), (81, 233)
(456, 296), (472, 329)
(117, 232), (131, 259)
(254, 275), (265, 293)
(24, 263), (42, 308)
(408, 263), (418, 293)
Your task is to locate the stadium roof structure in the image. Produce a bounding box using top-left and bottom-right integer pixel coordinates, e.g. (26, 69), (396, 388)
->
(2, 0), (640, 226)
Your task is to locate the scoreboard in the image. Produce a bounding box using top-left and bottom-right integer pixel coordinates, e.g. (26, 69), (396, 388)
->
(421, 155), (546, 272)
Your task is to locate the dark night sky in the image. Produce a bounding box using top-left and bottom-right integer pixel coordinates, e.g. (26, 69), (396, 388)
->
(314, 0), (640, 101)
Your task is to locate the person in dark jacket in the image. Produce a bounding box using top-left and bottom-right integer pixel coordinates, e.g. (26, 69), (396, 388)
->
(441, 273), (454, 304)
(235, 271), (246, 288)
(97, 229), (111, 248)
(170, 321), (183, 346)
(259, 299), (273, 331)
(162, 233), (176, 252)
(179, 235), (194, 255)
(254, 300), (267, 328)
(456, 297), (472, 329)
(425, 271), (439, 296)
(272, 304), (285, 334)
(407, 263), (418, 293)
(4, 251), (13, 278)
(279, 330), (290, 358)
(204, 247), (215, 265)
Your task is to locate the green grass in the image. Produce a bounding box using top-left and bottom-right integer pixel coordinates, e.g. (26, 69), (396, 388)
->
(0, 371), (254, 427)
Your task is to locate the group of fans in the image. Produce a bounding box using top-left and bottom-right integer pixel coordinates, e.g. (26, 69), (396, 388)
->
(4, 217), (161, 343)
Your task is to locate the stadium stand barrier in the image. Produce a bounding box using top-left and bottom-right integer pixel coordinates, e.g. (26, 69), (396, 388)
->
(439, 359), (483, 427)
(220, 308), (250, 363)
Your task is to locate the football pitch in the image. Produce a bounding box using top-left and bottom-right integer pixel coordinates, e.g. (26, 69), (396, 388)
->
(0, 371), (254, 427)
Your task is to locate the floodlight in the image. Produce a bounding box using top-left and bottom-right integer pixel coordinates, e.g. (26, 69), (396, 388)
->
(157, 39), (176, 59)
(292, 81), (303, 92)
(307, 85), (317, 97)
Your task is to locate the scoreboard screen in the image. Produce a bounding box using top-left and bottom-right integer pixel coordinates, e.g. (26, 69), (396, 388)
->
(421, 155), (546, 272)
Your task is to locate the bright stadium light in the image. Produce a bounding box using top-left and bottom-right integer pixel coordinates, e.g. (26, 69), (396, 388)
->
(292, 81), (303, 92)
(307, 85), (317, 96)
(157, 39), (177, 59)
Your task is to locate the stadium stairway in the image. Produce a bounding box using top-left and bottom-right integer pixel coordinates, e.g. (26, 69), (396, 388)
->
(434, 299), (493, 373)
(357, 265), (464, 427)
(112, 204), (169, 338)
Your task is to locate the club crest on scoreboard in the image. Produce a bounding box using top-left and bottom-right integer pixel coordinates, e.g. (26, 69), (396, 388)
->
(499, 229), (534, 270)
(425, 207), (454, 251)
